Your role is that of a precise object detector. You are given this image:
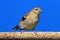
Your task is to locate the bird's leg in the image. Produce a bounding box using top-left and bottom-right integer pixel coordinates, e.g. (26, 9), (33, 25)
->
(20, 30), (24, 34)
(34, 30), (37, 35)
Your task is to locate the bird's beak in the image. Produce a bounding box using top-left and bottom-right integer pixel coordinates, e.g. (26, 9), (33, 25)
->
(40, 8), (42, 12)
(40, 10), (42, 13)
(40, 9), (42, 13)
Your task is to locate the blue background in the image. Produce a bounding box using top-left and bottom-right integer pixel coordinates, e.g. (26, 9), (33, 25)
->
(0, 0), (60, 32)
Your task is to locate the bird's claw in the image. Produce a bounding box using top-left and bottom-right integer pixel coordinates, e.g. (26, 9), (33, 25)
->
(20, 30), (24, 34)
(34, 30), (37, 35)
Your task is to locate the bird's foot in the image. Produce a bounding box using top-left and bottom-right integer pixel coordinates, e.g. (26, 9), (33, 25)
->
(20, 30), (24, 34)
(34, 30), (37, 35)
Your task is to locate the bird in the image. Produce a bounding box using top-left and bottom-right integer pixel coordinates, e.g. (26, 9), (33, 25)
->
(12, 7), (42, 34)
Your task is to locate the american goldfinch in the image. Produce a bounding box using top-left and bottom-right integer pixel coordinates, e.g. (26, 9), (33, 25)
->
(12, 7), (41, 34)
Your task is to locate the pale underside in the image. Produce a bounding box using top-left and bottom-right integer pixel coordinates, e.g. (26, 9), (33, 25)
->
(19, 12), (39, 30)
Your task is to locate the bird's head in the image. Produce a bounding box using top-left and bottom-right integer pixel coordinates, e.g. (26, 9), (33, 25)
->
(32, 7), (42, 15)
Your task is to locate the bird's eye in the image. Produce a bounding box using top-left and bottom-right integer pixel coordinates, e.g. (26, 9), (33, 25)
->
(35, 9), (38, 10)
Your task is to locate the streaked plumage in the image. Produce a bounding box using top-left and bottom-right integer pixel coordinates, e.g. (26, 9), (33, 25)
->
(12, 7), (41, 32)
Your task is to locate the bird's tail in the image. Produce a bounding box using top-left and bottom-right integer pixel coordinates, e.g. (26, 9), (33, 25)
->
(12, 25), (19, 31)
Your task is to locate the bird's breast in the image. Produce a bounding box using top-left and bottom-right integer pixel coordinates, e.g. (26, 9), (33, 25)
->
(19, 14), (39, 29)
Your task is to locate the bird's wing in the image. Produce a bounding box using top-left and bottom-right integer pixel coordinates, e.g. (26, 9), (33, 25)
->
(21, 13), (29, 21)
